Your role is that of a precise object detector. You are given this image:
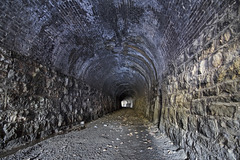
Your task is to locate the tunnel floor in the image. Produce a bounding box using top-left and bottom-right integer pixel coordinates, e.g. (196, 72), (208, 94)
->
(1, 108), (187, 160)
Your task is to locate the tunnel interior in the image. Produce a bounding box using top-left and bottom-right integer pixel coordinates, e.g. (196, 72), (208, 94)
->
(0, 0), (240, 159)
(1, 0), (171, 119)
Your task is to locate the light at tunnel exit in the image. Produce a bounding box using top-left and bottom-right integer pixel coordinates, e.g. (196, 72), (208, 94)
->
(121, 98), (133, 108)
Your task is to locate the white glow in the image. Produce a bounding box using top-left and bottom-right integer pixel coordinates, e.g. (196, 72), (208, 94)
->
(121, 98), (133, 108)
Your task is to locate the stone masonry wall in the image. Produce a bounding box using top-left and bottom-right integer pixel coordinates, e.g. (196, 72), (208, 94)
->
(0, 46), (115, 154)
(160, 2), (240, 160)
(134, 84), (158, 123)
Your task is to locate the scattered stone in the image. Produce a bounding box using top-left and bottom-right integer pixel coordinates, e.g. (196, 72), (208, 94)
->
(103, 148), (107, 152)
(147, 147), (153, 150)
(80, 121), (85, 129)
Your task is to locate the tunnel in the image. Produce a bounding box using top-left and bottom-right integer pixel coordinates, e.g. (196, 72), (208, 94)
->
(0, 0), (240, 159)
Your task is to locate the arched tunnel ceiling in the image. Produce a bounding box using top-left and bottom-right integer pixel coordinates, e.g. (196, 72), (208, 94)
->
(0, 0), (219, 97)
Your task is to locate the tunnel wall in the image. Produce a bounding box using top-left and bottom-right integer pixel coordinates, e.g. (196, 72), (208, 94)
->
(134, 86), (158, 122)
(0, 47), (115, 153)
(159, 3), (240, 160)
(134, 95), (149, 116)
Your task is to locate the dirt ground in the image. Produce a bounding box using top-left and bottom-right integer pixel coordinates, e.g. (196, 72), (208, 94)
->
(1, 108), (187, 160)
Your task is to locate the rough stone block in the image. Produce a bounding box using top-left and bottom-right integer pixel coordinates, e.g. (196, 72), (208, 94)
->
(223, 29), (231, 42)
(178, 81), (188, 90)
(212, 96), (231, 103)
(232, 57), (240, 76)
(175, 94), (184, 107)
(197, 135), (209, 149)
(169, 94), (175, 106)
(185, 132), (194, 148)
(203, 87), (218, 97)
(199, 59), (208, 74)
(207, 103), (236, 118)
(197, 117), (218, 138)
(212, 52), (223, 68)
(168, 108), (176, 125)
(192, 90), (201, 99)
(237, 81), (240, 92)
(231, 94), (240, 102)
(219, 119), (240, 136)
(216, 67), (227, 82)
(167, 85), (173, 94)
(215, 57), (240, 81)
(177, 65), (184, 75)
(218, 82), (236, 94)
(230, 20), (240, 35)
(188, 116), (197, 131)
(191, 100), (205, 116)
(176, 108), (188, 130)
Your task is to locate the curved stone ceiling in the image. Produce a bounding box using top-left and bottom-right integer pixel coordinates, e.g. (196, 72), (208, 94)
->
(0, 0), (200, 98)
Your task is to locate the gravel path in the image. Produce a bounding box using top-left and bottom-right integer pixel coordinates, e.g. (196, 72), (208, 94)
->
(1, 108), (187, 160)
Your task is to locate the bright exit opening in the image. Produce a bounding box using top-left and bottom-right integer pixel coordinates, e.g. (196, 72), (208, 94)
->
(121, 97), (133, 108)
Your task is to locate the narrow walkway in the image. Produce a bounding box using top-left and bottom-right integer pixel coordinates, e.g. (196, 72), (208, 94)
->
(1, 109), (187, 160)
